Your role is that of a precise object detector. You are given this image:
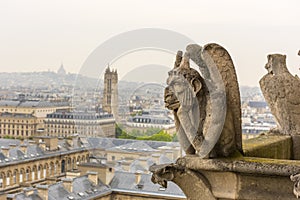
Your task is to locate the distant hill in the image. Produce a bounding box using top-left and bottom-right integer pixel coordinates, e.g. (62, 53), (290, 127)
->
(0, 71), (99, 89)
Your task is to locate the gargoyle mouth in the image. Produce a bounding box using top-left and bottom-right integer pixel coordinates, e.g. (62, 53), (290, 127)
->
(164, 95), (180, 110)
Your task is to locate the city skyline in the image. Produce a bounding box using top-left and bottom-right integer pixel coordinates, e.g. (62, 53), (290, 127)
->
(0, 0), (300, 86)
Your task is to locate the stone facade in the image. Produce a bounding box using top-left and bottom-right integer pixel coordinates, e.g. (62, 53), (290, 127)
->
(44, 112), (115, 137)
(0, 113), (37, 138)
(0, 138), (89, 193)
(0, 99), (71, 138)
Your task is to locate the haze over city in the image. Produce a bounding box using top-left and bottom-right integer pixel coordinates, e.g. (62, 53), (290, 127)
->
(0, 0), (300, 86)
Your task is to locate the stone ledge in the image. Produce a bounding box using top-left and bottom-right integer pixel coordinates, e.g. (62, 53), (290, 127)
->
(177, 155), (300, 176)
(243, 135), (292, 159)
(150, 157), (300, 199)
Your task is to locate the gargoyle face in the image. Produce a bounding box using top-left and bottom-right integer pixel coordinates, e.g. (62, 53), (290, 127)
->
(164, 70), (186, 110)
(164, 85), (180, 110)
(265, 54), (288, 75)
(164, 68), (202, 111)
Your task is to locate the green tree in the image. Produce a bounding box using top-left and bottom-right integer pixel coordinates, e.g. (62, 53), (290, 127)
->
(116, 124), (136, 139)
(137, 130), (172, 142)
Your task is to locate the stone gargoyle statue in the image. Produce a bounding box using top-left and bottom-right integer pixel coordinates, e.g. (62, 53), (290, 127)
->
(260, 54), (300, 135)
(164, 43), (243, 158)
(150, 43), (243, 199)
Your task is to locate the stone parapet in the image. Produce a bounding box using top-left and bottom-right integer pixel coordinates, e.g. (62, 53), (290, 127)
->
(151, 156), (300, 199)
(243, 135), (292, 159)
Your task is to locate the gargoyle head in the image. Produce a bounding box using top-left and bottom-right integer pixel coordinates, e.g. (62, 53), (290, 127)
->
(265, 54), (288, 75)
(164, 51), (203, 110)
(150, 164), (176, 188)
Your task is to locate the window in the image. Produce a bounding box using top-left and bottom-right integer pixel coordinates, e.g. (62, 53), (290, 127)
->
(13, 172), (17, 184)
(0, 175), (3, 187)
(19, 173), (23, 183)
(26, 169), (29, 181)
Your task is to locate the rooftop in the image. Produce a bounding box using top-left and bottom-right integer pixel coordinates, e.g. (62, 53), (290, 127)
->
(0, 99), (70, 108)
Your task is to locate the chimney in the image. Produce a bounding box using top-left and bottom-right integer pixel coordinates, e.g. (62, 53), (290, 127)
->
(0, 193), (8, 200)
(87, 171), (98, 185)
(135, 171), (142, 185)
(20, 145), (27, 154)
(66, 171), (81, 179)
(38, 142), (46, 151)
(66, 138), (73, 147)
(23, 187), (35, 197)
(36, 185), (48, 200)
(151, 153), (160, 164)
(28, 141), (36, 145)
(62, 178), (73, 193)
(138, 157), (148, 169)
(9, 144), (17, 149)
(1, 147), (9, 157)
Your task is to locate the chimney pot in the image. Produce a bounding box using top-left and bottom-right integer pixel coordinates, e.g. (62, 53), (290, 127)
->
(62, 178), (73, 193)
(135, 171), (142, 185)
(36, 184), (48, 200)
(87, 171), (98, 185)
(20, 145), (27, 154)
(1, 147), (10, 157)
(23, 187), (35, 197)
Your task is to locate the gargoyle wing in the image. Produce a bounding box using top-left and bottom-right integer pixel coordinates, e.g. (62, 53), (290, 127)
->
(187, 43), (242, 157)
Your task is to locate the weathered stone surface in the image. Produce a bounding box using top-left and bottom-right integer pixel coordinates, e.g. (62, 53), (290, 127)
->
(150, 164), (216, 200)
(150, 155), (300, 199)
(152, 47), (300, 200)
(243, 135), (292, 159)
(176, 155), (300, 176)
(260, 54), (300, 135)
(238, 174), (294, 200)
(292, 135), (300, 160)
(202, 171), (238, 199)
(164, 43), (242, 158)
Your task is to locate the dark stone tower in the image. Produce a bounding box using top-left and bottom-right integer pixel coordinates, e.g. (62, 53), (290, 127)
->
(103, 66), (118, 118)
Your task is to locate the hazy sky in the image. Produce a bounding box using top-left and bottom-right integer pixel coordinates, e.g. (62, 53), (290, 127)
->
(0, 0), (300, 86)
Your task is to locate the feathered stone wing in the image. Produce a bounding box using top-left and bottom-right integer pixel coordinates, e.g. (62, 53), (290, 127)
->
(202, 43), (243, 156)
(260, 72), (300, 134)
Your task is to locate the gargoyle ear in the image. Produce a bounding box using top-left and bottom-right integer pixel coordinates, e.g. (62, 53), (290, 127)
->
(191, 78), (202, 97)
(174, 51), (183, 68)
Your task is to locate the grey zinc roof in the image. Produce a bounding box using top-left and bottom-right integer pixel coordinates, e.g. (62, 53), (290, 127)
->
(85, 137), (116, 149)
(0, 100), (19, 107)
(9, 148), (25, 160)
(106, 141), (157, 153)
(0, 139), (20, 148)
(159, 154), (172, 164)
(85, 137), (180, 151)
(0, 112), (35, 118)
(13, 189), (43, 200)
(26, 145), (44, 156)
(48, 182), (70, 200)
(129, 160), (147, 173)
(72, 175), (110, 195)
(48, 176), (111, 200)
(15, 193), (43, 200)
(0, 143), (44, 162)
(0, 153), (6, 160)
(110, 171), (185, 198)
